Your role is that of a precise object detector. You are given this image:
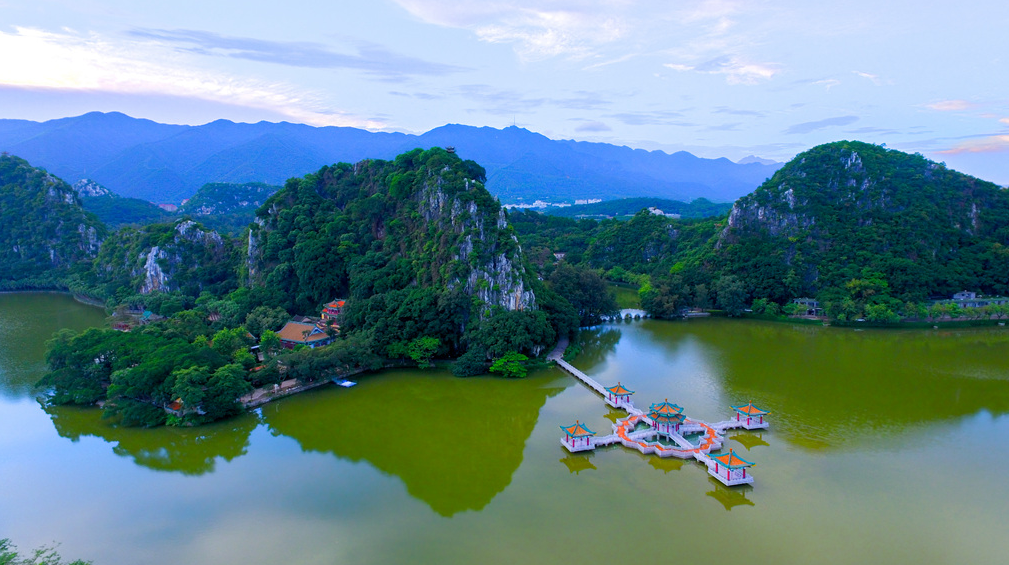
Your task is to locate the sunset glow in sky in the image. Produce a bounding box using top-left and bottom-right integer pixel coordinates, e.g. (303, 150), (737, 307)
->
(2, 1), (1007, 183)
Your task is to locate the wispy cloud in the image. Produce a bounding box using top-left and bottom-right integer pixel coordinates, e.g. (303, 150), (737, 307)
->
(925, 99), (974, 112)
(665, 55), (779, 85)
(392, 0), (630, 60)
(574, 120), (612, 133)
(852, 70), (881, 85)
(814, 78), (840, 90)
(608, 111), (695, 127)
(713, 106), (765, 117)
(707, 122), (742, 131)
(784, 115), (859, 134)
(847, 126), (899, 135)
(0, 26), (383, 128)
(130, 28), (467, 79)
(456, 84), (546, 115)
(938, 135), (1009, 155)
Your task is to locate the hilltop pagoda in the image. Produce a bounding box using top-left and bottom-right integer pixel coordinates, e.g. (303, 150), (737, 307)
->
(731, 402), (769, 430)
(648, 399), (685, 435)
(708, 449), (755, 486)
(560, 420), (596, 452)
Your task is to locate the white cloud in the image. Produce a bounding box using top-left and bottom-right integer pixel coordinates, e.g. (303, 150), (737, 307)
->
(925, 99), (974, 112)
(938, 135), (1009, 155)
(665, 56), (779, 85)
(392, 0), (633, 60)
(0, 27), (383, 128)
(852, 70), (881, 85)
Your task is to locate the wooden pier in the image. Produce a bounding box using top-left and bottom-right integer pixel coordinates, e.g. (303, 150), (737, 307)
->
(555, 357), (767, 487)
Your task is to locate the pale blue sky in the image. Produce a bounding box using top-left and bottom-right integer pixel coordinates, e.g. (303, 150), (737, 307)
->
(1, 0), (1007, 183)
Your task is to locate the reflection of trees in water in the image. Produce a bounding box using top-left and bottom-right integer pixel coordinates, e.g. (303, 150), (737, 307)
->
(571, 327), (621, 371)
(45, 404), (258, 475)
(665, 318), (1009, 450)
(262, 370), (564, 517)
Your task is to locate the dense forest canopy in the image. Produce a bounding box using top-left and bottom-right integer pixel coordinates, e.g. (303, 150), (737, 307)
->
(28, 148), (608, 426)
(0, 154), (105, 286)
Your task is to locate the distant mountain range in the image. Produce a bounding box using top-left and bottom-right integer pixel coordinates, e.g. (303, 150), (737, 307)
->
(0, 112), (781, 204)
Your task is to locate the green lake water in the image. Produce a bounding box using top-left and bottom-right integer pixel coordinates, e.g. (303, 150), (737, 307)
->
(2, 293), (1009, 564)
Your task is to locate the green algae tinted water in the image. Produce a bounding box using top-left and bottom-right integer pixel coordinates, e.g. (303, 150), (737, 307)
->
(2, 293), (1009, 565)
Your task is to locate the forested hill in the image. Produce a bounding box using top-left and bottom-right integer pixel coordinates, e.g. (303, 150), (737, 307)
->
(712, 141), (1009, 302)
(0, 154), (105, 286)
(249, 148), (536, 318)
(178, 182), (280, 234)
(541, 197), (732, 219)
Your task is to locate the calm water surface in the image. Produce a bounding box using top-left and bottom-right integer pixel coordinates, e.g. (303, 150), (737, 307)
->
(2, 293), (1008, 564)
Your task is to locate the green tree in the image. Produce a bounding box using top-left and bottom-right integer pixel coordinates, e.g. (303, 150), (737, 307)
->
(244, 305), (290, 338)
(714, 275), (747, 316)
(169, 365), (210, 410)
(452, 347), (489, 377)
(0, 538), (91, 565)
(202, 363), (252, 420)
(489, 351), (529, 378)
(259, 329), (281, 358)
(407, 336), (440, 368)
(547, 263), (618, 326)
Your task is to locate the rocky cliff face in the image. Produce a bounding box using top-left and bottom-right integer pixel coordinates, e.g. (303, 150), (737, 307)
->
(248, 148), (537, 314)
(711, 140), (1009, 299)
(417, 179), (535, 311)
(73, 179), (113, 198)
(720, 141), (997, 244)
(92, 219), (230, 296)
(0, 154), (106, 282)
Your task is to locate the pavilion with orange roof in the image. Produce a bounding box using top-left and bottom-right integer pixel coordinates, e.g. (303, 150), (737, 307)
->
(560, 420), (596, 452)
(604, 382), (634, 407)
(708, 448), (755, 486)
(648, 399), (686, 435)
(731, 402), (770, 430)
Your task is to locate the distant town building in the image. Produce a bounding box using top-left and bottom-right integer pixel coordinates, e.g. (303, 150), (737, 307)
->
(648, 207), (681, 219)
(157, 203), (178, 212)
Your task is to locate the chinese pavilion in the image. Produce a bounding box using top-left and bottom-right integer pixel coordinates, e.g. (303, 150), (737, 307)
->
(321, 299), (346, 320)
(604, 382), (634, 407)
(708, 449), (755, 486)
(731, 402), (770, 429)
(560, 420), (596, 452)
(648, 399), (685, 435)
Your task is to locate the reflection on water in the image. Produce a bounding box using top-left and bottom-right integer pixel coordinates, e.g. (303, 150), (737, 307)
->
(6, 294), (1009, 565)
(261, 370), (564, 517)
(0, 293), (106, 398)
(46, 404), (258, 475)
(706, 479), (755, 511)
(559, 452), (596, 474)
(647, 455), (685, 474)
(729, 431), (770, 451)
(636, 319), (1009, 449)
(568, 327), (621, 373)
